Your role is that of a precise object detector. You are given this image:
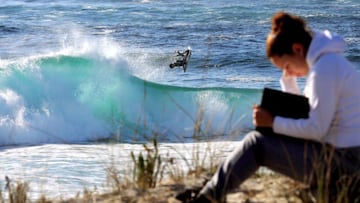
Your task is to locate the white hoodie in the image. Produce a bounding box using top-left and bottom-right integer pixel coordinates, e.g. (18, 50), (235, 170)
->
(273, 30), (360, 148)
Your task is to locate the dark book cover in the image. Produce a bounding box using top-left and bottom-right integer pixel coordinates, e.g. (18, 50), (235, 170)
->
(256, 88), (310, 135)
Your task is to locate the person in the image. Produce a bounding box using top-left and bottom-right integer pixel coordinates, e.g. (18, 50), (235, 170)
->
(176, 12), (360, 203)
(169, 49), (191, 69)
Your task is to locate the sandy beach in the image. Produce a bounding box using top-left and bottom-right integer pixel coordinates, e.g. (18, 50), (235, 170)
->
(57, 171), (307, 203)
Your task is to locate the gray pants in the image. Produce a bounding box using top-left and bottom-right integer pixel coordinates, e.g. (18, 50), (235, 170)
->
(199, 131), (360, 202)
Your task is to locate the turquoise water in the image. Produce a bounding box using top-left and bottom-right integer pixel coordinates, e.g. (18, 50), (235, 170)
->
(0, 54), (261, 145)
(0, 0), (359, 199)
(0, 0), (358, 145)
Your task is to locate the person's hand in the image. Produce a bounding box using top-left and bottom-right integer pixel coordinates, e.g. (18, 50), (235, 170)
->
(252, 105), (274, 127)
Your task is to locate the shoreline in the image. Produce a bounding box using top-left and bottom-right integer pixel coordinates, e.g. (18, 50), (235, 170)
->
(2, 141), (307, 202)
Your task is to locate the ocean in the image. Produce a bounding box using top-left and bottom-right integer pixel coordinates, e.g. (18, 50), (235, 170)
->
(0, 0), (359, 200)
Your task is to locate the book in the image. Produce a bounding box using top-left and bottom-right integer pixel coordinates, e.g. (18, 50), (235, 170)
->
(256, 88), (310, 135)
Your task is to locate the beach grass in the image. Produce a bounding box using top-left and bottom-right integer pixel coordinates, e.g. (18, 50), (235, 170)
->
(1, 141), (359, 203)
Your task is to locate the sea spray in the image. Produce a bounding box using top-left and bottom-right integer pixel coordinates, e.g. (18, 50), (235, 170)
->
(0, 52), (260, 146)
(0, 23), (266, 146)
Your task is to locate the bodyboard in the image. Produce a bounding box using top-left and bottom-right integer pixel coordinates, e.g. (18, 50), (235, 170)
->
(182, 49), (191, 72)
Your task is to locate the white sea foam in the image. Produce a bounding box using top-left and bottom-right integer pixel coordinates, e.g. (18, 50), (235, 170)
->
(0, 141), (243, 200)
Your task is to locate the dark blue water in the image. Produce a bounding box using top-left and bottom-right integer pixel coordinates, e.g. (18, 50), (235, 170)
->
(1, 0), (358, 86)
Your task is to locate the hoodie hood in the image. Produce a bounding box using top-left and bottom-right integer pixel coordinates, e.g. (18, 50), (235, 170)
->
(306, 30), (347, 67)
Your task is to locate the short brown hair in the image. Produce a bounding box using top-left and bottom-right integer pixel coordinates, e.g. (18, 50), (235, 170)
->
(266, 12), (313, 58)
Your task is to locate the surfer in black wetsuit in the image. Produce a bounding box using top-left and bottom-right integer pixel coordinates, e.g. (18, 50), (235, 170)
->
(169, 49), (191, 70)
